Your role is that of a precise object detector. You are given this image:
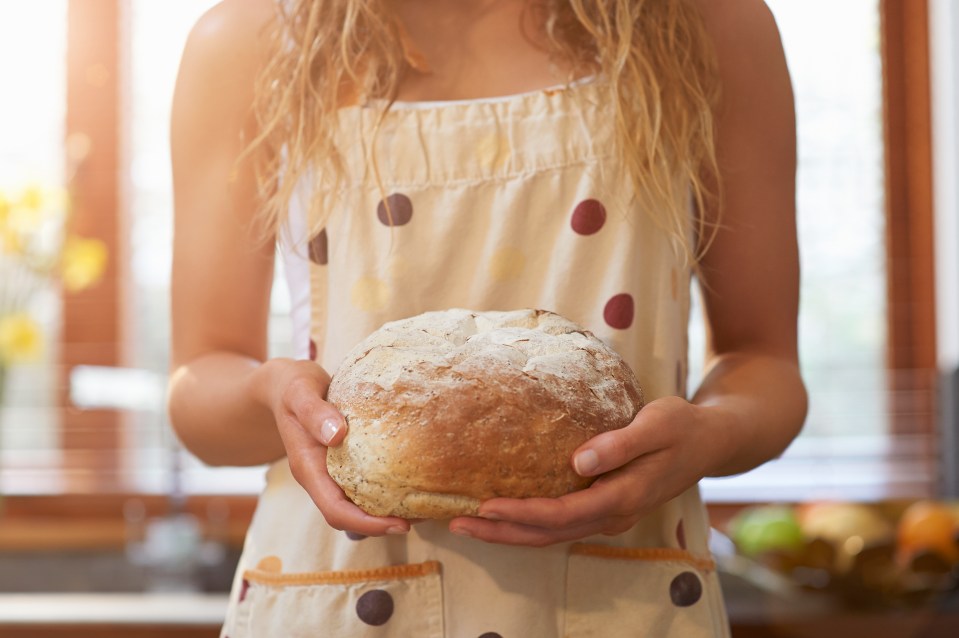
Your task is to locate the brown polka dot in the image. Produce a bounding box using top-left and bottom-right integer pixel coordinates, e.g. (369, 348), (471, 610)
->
(479, 633), (504, 638)
(308, 229), (328, 265)
(356, 589), (394, 625)
(676, 519), (687, 549)
(346, 531), (367, 541)
(670, 571), (703, 607)
(571, 199), (606, 235)
(603, 293), (634, 330)
(309, 339), (317, 361)
(376, 193), (413, 226)
(239, 578), (249, 603)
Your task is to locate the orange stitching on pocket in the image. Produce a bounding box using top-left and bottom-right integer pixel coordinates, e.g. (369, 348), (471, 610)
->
(242, 560), (442, 586)
(570, 544), (716, 572)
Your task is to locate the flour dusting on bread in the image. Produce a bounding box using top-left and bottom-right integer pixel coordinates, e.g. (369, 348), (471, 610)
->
(326, 308), (644, 519)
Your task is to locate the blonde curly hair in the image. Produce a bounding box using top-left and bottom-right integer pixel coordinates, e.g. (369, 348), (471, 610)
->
(248, 0), (720, 262)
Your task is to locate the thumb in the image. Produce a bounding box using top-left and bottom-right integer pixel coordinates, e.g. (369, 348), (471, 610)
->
(571, 410), (663, 477)
(281, 363), (348, 447)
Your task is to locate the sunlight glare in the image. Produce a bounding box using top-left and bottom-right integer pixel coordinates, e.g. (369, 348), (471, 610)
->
(0, 1), (68, 187)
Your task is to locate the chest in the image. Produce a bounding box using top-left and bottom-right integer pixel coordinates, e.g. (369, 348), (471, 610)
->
(390, 1), (582, 102)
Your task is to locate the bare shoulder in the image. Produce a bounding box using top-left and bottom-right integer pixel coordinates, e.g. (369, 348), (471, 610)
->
(178, 0), (277, 88)
(692, 0), (790, 97)
(172, 0), (278, 156)
(691, 0), (794, 145)
(188, 0), (277, 50)
(692, 0), (783, 51)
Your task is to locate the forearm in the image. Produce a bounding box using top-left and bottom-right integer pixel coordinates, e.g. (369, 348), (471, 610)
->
(691, 351), (807, 477)
(167, 353), (287, 467)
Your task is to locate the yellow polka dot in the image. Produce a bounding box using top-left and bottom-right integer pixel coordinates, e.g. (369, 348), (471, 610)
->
(351, 276), (390, 312)
(477, 133), (509, 170)
(488, 247), (525, 281)
(256, 556), (283, 573)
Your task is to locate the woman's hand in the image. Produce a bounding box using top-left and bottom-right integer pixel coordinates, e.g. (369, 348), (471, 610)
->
(258, 358), (415, 538)
(447, 396), (717, 547)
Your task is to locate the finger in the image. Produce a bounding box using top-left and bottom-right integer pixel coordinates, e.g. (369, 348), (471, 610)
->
(280, 415), (410, 536)
(571, 403), (677, 477)
(309, 450), (412, 536)
(448, 514), (632, 547)
(283, 374), (348, 446)
(477, 459), (658, 528)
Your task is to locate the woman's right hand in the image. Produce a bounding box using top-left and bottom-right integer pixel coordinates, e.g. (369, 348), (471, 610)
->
(258, 358), (414, 537)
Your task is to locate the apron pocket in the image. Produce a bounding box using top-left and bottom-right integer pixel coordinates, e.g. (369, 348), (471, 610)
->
(565, 544), (719, 638)
(236, 560), (444, 637)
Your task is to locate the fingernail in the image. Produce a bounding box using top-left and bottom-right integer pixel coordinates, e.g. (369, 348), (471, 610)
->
(450, 527), (472, 537)
(573, 449), (600, 476)
(386, 526), (408, 535)
(319, 418), (340, 444)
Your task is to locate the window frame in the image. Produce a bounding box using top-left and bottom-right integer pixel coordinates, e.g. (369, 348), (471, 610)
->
(882, 0), (936, 380)
(58, 0), (124, 493)
(881, 0), (939, 495)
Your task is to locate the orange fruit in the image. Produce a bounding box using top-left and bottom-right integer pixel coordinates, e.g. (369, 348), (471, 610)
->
(896, 500), (959, 564)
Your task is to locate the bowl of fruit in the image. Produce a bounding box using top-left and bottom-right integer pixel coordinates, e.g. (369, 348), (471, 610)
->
(726, 500), (959, 609)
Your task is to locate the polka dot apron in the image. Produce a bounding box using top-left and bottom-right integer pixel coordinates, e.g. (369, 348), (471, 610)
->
(220, 79), (731, 637)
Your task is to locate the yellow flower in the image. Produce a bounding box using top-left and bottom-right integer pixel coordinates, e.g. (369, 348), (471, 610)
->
(9, 185), (69, 233)
(18, 184), (68, 214)
(0, 313), (43, 364)
(19, 185), (45, 210)
(61, 236), (108, 292)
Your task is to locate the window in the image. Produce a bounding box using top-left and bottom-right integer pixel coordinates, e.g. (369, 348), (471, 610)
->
(0, 0), (941, 503)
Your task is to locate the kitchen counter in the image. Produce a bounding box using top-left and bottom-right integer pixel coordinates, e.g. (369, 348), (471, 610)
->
(1, 591), (957, 638)
(0, 593), (227, 638)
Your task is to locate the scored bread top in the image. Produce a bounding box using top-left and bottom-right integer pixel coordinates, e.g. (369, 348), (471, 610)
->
(326, 308), (644, 519)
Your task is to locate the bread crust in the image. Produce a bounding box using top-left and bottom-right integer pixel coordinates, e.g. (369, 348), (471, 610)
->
(326, 308), (644, 519)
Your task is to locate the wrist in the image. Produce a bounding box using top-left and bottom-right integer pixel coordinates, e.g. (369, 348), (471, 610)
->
(248, 356), (296, 415)
(690, 399), (744, 478)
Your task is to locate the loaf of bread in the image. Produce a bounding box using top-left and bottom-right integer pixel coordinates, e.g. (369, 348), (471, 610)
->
(326, 308), (644, 519)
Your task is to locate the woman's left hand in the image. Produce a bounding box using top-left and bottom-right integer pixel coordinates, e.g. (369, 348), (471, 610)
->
(447, 396), (720, 547)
